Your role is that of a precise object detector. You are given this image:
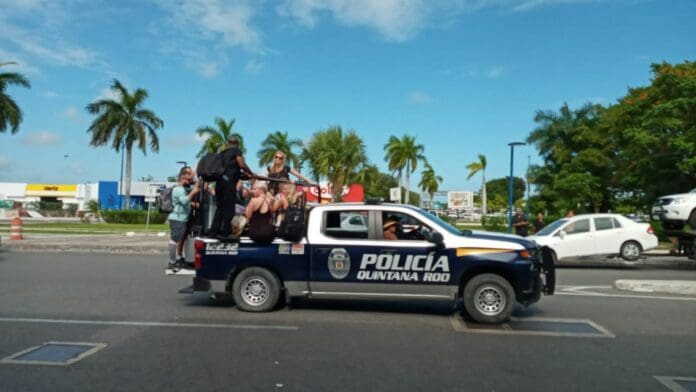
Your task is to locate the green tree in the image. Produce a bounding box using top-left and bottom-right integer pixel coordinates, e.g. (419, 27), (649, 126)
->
(301, 126), (367, 201)
(0, 62), (31, 134)
(356, 164), (398, 200)
(604, 61), (696, 206)
(257, 130), (303, 169)
(527, 102), (611, 213)
(485, 177), (526, 206)
(466, 154), (488, 215)
(419, 162), (443, 205)
(384, 134), (426, 204)
(86, 79), (163, 210)
(195, 117), (246, 158)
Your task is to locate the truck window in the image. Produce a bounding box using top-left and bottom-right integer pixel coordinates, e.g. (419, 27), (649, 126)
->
(323, 210), (369, 240)
(381, 211), (432, 241)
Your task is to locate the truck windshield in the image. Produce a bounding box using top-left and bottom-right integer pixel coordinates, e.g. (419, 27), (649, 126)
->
(419, 209), (464, 236)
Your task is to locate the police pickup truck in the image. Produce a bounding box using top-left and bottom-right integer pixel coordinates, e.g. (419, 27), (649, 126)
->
(187, 202), (555, 324)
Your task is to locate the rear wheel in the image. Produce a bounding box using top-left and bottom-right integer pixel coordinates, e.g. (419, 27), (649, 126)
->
(463, 274), (515, 324)
(620, 241), (642, 261)
(688, 210), (696, 228)
(232, 267), (281, 312)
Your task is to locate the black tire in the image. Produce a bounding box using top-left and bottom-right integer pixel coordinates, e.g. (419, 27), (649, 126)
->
(620, 240), (642, 262)
(463, 274), (515, 324)
(688, 210), (696, 228)
(231, 267), (282, 312)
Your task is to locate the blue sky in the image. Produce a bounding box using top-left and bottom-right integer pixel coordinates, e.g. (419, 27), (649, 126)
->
(0, 0), (694, 192)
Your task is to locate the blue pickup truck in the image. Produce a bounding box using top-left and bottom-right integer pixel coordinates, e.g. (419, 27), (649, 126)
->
(187, 202), (555, 324)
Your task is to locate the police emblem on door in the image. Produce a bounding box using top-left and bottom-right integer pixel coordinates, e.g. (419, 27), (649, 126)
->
(328, 248), (351, 280)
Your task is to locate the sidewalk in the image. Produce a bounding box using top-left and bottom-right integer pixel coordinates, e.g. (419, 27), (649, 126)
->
(2, 233), (169, 255)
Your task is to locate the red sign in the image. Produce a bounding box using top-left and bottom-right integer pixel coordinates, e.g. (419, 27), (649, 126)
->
(300, 183), (364, 203)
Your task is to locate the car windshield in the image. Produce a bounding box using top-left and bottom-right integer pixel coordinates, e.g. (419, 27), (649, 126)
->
(419, 208), (463, 235)
(535, 219), (568, 236)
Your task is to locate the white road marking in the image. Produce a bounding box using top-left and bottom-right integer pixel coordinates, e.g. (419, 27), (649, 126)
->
(654, 376), (696, 392)
(1, 342), (107, 366)
(557, 286), (696, 302)
(0, 317), (298, 331)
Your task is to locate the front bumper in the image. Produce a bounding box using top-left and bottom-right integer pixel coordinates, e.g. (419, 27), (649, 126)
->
(651, 205), (683, 221)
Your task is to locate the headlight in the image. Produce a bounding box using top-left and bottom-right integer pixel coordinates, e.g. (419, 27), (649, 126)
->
(672, 197), (688, 205)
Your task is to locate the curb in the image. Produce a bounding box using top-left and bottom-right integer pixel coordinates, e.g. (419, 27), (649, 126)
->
(614, 279), (696, 296)
(3, 245), (167, 255)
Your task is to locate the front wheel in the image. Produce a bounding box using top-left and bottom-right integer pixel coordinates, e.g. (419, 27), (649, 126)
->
(232, 267), (282, 312)
(620, 241), (642, 262)
(688, 210), (696, 228)
(463, 274), (515, 324)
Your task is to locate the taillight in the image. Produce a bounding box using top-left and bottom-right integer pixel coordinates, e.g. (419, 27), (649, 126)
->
(647, 226), (654, 235)
(194, 240), (204, 269)
(519, 250), (530, 259)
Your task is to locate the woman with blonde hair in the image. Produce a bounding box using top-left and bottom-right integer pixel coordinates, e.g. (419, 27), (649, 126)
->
(267, 150), (311, 194)
(245, 181), (276, 244)
(273, 179), (299, 228)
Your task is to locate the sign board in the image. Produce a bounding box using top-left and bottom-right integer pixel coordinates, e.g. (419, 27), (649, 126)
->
(0, 200), (14, 209)
(302, 183), (364, 203)
(145, 183), (167, 202)
(25, 184), (77, 197)
(389, 187), (401, 202)
(447, 191), (473, 210)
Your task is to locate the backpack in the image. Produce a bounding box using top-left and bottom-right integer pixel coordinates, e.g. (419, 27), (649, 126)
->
(279, 205), (306, 242)
(156, 186), (175, 213)
(197, 152), (225, 181)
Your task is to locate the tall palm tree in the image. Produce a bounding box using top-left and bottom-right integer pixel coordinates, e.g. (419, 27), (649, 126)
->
(301, 126), (367, 201)
(196, 117), (246, 157)
(257, 131), (303, 169)
(466, 154), (487, 215)
(419, 162), (443, 206)
(0, 62), (31, 134)
(384, 134), (425, 204)
(86, 79), (163, 210)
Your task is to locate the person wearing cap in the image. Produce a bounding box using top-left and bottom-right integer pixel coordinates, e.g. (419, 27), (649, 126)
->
(209, 135), (256, 241)
(383, 220), (399, 240)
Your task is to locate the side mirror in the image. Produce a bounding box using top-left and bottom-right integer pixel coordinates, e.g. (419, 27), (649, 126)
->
(426, 231), (444, 247)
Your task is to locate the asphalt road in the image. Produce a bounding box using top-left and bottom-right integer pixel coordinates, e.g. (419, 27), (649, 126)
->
(1, 251), (695, 392)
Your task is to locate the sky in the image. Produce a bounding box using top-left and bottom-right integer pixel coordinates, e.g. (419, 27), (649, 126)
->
(0, 0), (694, 193)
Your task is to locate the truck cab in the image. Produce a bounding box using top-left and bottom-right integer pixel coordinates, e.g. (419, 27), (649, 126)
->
(189, 202), (555, 324)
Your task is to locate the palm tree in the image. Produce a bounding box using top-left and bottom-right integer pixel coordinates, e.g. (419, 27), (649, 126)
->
(0, 62), (31, 134)
(419, 162), (443, 206)
(466, 154), (487, 216)
(196, 117), (246, 157)
(86, 79), (163, 210)
(384, 134), (425, 204)
(257, 131), (303, 169)
(301, 126), (367, 201)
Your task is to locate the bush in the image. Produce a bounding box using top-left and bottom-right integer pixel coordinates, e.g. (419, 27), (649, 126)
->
(481, 215), (507, 232)
(101, 210), (169, 224)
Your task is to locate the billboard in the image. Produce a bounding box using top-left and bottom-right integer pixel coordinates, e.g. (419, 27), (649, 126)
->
(447, 191), (473, 210)
(302, 183), (364, 203)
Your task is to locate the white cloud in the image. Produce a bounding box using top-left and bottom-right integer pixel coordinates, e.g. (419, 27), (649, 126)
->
(63, 106), (84, 124)
(279, 0), (431, 42)
(244, 59), (264, 74)
(510, 0), (600, 12)
(96, 87), (121, 101)
(21, 131), (64, 146)
(0, 156), (10, 170)
(408, 91), (432, 104)
(154, 0), (263, 51)
(485, 65), (505, 78)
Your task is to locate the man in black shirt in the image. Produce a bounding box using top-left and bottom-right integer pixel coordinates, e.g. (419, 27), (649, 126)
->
(512, 208), (529, 237)
(209, 135), (255, 241)
(533, 212), (545, 233)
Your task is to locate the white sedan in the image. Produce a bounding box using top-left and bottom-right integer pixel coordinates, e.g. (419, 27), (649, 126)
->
(528, 213), (658, 261)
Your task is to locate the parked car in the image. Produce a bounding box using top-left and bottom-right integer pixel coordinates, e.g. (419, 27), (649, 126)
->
(651, 188), (696, 230)
(528, 213), (658, 261)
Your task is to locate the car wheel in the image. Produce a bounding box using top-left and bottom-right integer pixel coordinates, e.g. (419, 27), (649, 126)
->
(620, 241), (642, 262)
(232, 267), (281, 312)
(689, 210), (696, 228)
(463, 274), (515, 324)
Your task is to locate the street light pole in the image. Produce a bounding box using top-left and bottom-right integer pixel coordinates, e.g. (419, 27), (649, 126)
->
(119, 142), (124, 209)
(508, 142), (525, 233)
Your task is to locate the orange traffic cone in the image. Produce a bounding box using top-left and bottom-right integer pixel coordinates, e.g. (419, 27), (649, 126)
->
(10, 216), (23, 240)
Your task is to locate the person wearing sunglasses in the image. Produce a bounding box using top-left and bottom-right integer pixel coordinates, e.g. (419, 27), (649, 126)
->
(267, 150), (311, 194)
